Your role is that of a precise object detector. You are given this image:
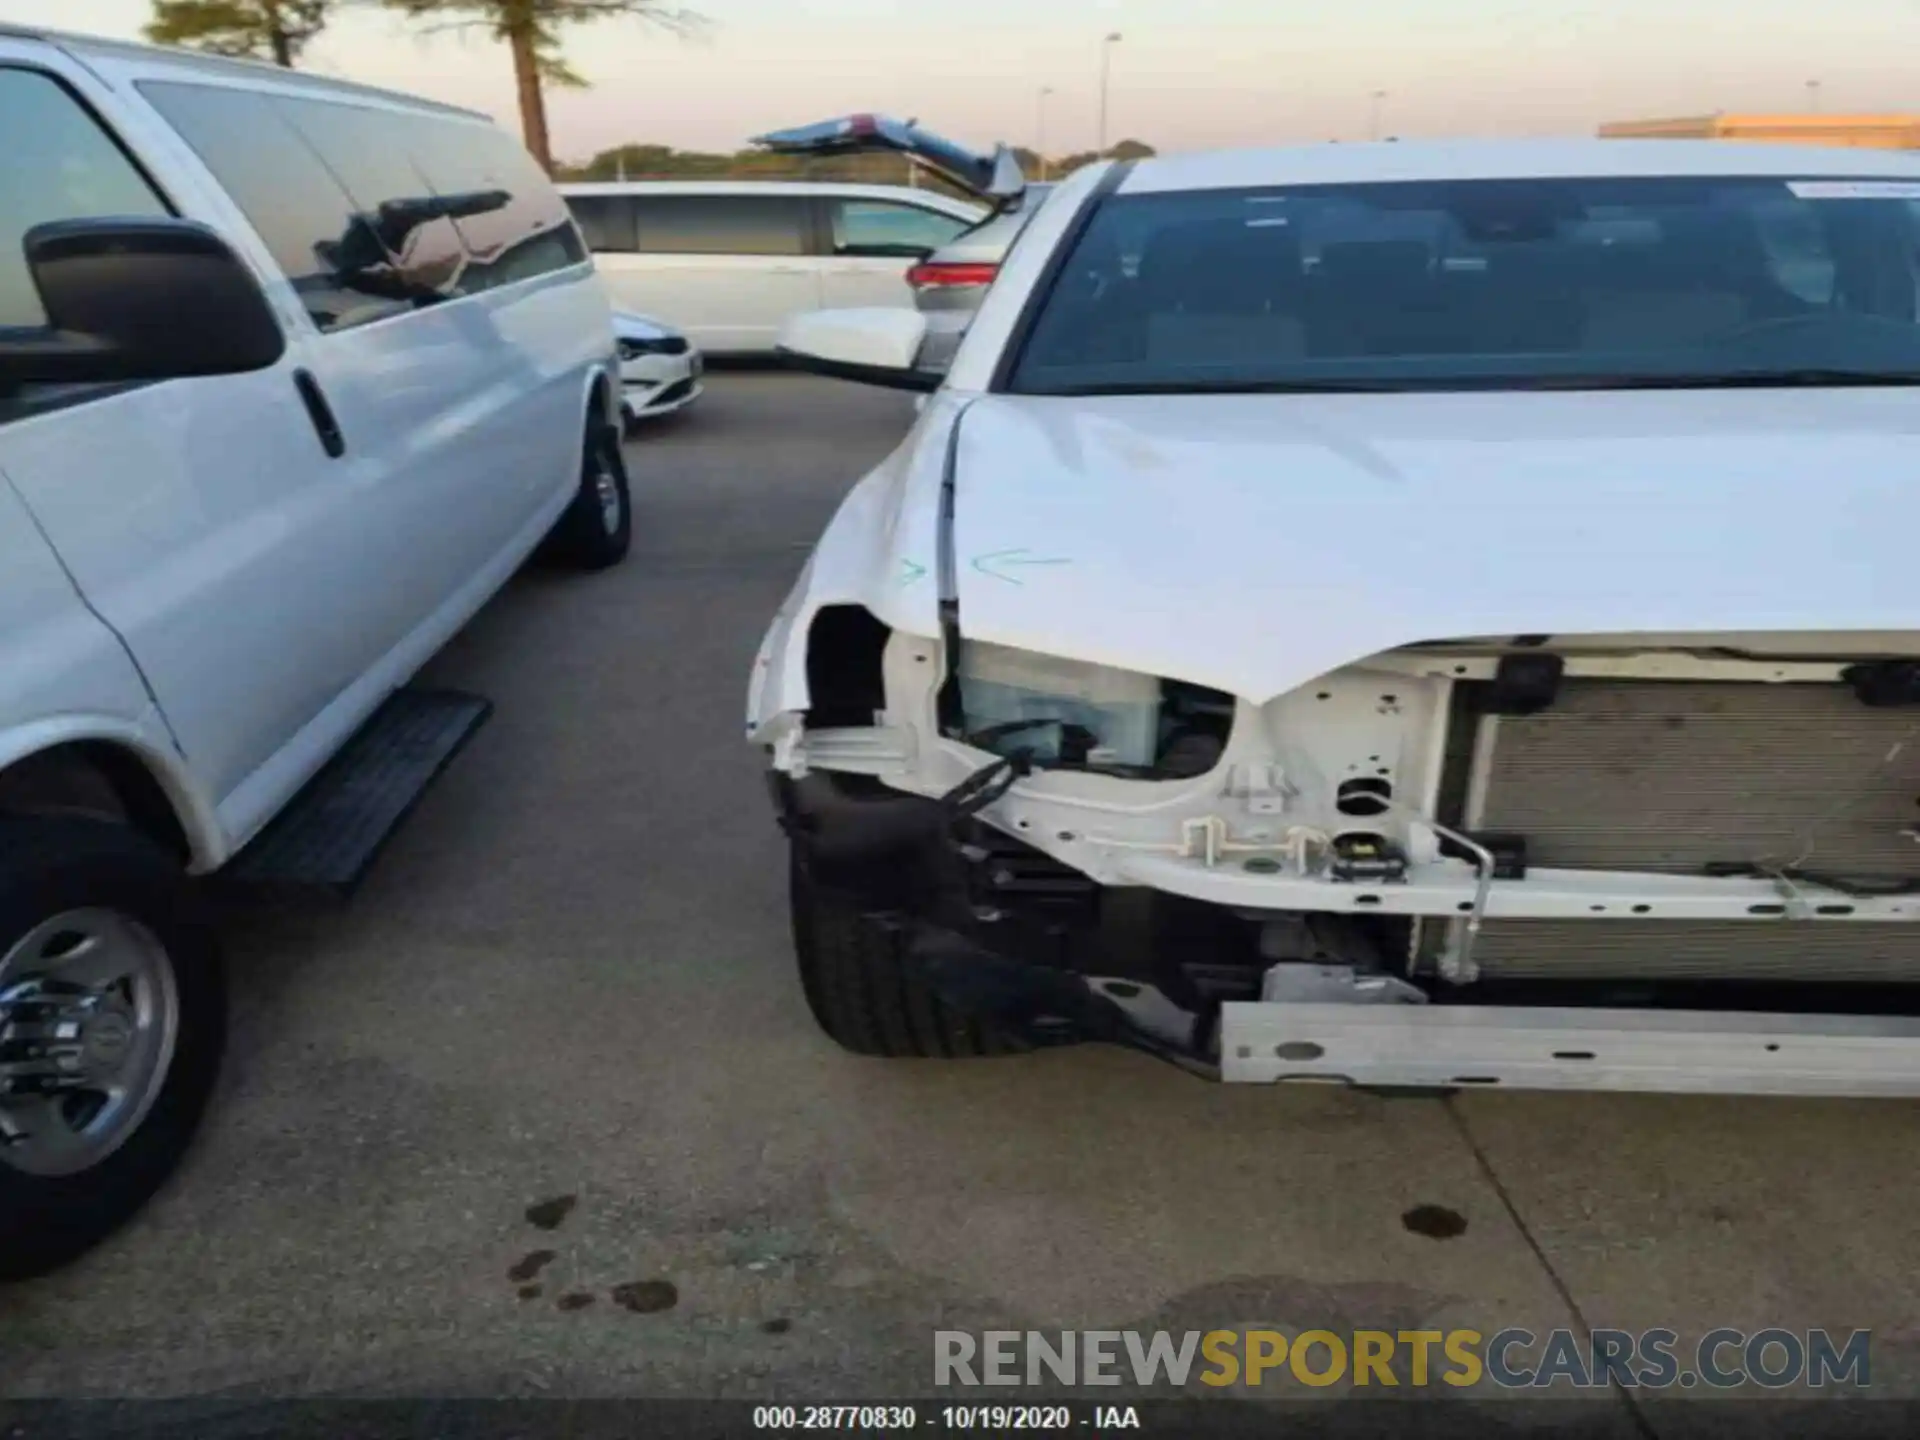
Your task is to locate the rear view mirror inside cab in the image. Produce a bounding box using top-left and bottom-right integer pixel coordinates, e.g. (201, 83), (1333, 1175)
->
(0, 216), (285, 388)
(1448, 183), (1584, 244)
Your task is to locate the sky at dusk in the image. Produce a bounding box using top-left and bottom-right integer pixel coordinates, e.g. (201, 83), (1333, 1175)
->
(3, 0), (1918, 162)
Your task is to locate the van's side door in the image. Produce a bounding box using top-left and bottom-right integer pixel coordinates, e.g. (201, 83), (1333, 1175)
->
(586, 193), (819, 354)
(0, 47), (409, 853)
(814, 195), (976, 311)
(137, 81), (593, 659)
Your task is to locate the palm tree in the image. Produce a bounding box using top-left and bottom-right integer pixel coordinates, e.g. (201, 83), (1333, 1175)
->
(145, 0), (331, 67)
(384, 0), (702, 173)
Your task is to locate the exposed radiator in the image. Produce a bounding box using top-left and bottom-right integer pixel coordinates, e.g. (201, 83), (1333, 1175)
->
(1450, 918), (1920, 983)
(1469, 680), (1920, 878)
(1444, 679), (1920, 982)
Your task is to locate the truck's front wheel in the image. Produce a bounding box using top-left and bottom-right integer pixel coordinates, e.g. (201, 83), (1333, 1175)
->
(0, 818), (224, 1281)
(788, 846), (1022, 1059)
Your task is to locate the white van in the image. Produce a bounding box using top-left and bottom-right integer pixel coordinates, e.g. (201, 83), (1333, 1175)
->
(0, 27), (627, 1277)
(559, 180), (985, 356)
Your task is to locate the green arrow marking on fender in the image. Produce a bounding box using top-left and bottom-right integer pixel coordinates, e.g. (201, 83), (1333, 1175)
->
(970, 549), (1071, 585)
(899, 559), (928, 586)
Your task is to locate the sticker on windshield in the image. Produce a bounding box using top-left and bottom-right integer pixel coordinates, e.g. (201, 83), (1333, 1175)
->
(1786, 180), (1920, 199)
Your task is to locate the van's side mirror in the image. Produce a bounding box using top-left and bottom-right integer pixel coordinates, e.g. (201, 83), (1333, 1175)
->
(0, 217), (286, 388)
(776, 307), (939, 392)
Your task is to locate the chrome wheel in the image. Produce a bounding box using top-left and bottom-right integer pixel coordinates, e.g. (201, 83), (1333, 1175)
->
(592, 445), (623, 536)
(0, 909), (180, 1178)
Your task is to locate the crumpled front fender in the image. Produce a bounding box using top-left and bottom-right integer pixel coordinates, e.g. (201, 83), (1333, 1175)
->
(746, 395), (968, 738)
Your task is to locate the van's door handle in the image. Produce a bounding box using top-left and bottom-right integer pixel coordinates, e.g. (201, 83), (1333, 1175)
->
(292, 369), (347, 459)
(770, 266), (812, 275)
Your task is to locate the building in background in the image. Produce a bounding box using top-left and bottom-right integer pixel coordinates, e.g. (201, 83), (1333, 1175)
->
(1600, 114), (1920, 149)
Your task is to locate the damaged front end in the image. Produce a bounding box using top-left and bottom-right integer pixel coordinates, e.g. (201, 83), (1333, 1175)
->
(762, 605), (1920, 1095)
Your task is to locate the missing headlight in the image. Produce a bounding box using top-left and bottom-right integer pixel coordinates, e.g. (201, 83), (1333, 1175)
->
(954, 641), (1233, 779)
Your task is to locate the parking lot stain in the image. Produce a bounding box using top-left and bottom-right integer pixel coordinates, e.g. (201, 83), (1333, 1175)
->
(762, 1318), (793, 1335)
(557, 1293), (596, 1312)
(611, 1279), (679, 1314)
(508, 1249), (557, 1282)
(516, 1285), (543, 1302)
(1401, 1204), (1469, 1240)
(525, 1195), (578, 1231)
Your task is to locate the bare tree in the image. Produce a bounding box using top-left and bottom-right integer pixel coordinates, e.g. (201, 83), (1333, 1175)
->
(384, 0), (703, 173)
(145, 0), (331, 67)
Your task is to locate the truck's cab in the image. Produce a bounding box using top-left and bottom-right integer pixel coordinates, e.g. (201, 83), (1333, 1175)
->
(0, 25), (629, 1280)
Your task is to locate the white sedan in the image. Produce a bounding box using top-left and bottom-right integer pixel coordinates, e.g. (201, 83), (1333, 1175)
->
(751, 137), (1920, 1097)
(613, 310), (703, 430)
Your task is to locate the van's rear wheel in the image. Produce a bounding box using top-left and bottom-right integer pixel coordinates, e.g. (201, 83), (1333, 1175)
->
(788, 846), (1022, 1059)
(547, 412), (632, 571)
(0, 818), (223, 1281)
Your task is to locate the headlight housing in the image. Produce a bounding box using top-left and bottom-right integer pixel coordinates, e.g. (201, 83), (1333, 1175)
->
(955, 641), (1233, 777)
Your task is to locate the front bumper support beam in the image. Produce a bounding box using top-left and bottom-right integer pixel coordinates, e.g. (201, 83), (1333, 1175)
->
(1221, 1001), (1920, 1094)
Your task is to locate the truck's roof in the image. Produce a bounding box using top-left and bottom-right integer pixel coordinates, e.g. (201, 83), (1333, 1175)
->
(0, 22), (491, 121)
(1122, 137), (1920, 194)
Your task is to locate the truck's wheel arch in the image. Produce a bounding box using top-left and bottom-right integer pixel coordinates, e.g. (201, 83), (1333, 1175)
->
(581, 363), (617, 430)
(0, 733), (213, 871)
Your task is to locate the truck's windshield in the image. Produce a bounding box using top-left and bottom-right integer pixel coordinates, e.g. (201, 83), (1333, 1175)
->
(1007, 175), (1920, 393)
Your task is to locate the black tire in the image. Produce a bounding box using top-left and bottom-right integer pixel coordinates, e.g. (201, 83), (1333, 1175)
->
(545, 411), (632, 571)
(789, 847), (1022, 1059)
(0, 818), (224, 1282)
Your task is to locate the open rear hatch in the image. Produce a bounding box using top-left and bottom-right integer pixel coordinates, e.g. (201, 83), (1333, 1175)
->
(750, 113), (1026, 201)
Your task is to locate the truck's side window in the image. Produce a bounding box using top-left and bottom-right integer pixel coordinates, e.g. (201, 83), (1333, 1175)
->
(139, 82), (414, 333)
(0, 68), (169, 331)
(630, 196), (809, 256)
(271, 96), (473, 306)
(407, 119), (588, 293)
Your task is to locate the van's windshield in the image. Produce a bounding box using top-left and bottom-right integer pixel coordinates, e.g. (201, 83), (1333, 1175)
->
(1006, 175), (1920, 394)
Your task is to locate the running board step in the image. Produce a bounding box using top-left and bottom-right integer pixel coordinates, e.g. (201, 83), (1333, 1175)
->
(224, 688), (492, 896)
(1220, 1001), (1920, 1096)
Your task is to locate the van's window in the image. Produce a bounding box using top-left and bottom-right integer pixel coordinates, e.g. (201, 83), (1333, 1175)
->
(139, 82), (414, 332)
(1, 68), (169, 330)
(1009, 176), (1920, 394)
(566, 194), (639, 253)
(406, 119), (588, 291)
(828, 200), (971, 258)
(271, 96), (474, 303)
(631, 195), (808, 256)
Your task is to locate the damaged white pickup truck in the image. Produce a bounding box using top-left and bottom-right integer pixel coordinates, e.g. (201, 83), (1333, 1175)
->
(750, 138), (1920, 1096)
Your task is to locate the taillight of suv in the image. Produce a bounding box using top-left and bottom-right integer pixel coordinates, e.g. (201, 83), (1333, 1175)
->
(905, 261), (1000, 291)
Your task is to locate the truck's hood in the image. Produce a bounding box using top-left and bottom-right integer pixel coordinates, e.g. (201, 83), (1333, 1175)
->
(948, 389), (1920, 701)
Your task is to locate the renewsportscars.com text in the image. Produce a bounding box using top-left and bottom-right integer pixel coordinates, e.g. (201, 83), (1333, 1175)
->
(934, 1328), (1872, 1390)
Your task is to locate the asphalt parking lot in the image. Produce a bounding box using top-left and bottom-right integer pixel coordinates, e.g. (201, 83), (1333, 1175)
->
(5, 373), (1920, 1422)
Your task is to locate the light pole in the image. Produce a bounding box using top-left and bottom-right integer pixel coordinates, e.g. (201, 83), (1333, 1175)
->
(1036, 85), (1054, 179)
(1806, 78), (1823, 112)
(1369, 89), (1388, 141)
(1098, 32), (1122, 154)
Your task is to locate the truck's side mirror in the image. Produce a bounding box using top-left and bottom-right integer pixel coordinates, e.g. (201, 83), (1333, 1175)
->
(776, 307), (940, 392)
(0, 217), (286, 388)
